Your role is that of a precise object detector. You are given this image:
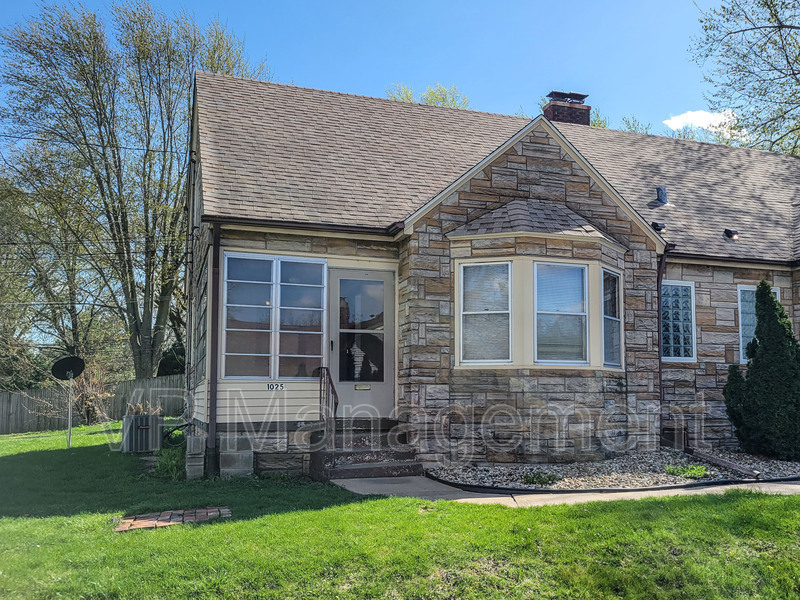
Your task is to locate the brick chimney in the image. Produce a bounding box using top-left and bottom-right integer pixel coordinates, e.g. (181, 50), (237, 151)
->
(543, 91), (591, 125)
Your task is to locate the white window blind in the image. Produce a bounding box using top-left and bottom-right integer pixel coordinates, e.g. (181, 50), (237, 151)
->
(535, 264), (587, 362)
(460, 263), (511, 362)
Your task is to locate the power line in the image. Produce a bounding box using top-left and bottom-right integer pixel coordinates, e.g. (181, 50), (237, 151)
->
(0, 132), (184, 154)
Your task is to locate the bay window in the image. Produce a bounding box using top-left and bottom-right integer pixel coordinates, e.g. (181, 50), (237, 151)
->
(224, 253), (325, 379)
(457, 258), (624, 368)
(535, 263), (588, 363)
(460, 262), (511, 362)
(603, 270), (621, 366)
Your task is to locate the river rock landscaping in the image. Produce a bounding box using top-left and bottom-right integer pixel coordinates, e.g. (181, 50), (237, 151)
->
(429, 448), (800, 490)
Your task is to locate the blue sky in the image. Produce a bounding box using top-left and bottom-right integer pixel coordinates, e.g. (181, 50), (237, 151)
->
(1, 0), (720, 131)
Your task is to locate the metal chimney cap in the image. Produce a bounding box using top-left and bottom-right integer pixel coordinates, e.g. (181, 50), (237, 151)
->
(546, 91), (589, 104)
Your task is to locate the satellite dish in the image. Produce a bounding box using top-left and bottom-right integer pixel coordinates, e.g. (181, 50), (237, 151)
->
(51, 356), (85, 381)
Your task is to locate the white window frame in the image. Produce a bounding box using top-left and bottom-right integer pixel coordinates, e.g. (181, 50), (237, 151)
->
(534, 262), (589, 365)
(222, 252), (327, 380)
(737, 284), (779, 364)
(661, 280), (697, 363)
(459, 261), (513, 364)
(602, 268), (622, 367)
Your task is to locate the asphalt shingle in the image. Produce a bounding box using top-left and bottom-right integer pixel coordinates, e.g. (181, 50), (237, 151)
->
(447, 198), (612, 243)
(196, 72), (800, 262)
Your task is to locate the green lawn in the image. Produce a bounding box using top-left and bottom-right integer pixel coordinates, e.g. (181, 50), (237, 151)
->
(1, 425), (799, 599)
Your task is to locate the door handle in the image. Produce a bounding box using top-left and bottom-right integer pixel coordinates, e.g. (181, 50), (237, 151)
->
(330, 339), (334, 352)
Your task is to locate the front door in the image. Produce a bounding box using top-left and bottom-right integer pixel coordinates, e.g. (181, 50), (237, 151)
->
(329, 269), (395, 418)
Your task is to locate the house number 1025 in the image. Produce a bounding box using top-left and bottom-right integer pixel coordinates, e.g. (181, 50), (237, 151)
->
(266, 383), (285, 391)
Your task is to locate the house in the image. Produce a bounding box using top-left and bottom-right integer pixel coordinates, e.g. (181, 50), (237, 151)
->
(184, 71), (800, 479)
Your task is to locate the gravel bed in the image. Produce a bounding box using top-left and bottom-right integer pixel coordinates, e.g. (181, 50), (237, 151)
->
(429, 449), (743, 490)
(698, 448), (800, 479)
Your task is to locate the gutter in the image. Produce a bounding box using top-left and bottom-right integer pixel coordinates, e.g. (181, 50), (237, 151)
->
(206, 224), (221, 476)
(657, 242), (677, 430)
(201, 214), (405, 237)
(667, 251), (798, 269)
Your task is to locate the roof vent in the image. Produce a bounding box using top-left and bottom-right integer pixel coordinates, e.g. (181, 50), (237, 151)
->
(543, 91), (591, 126)
(656, 186), (669, 206)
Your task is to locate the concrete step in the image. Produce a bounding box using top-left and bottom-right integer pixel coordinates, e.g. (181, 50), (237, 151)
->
(323, 448), (416, 466)
(333, 430), (409, 450)
(334, 417), (399, 432)
(327, 460), (424, 480)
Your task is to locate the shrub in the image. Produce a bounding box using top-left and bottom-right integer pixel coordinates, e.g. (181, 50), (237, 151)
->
(723, 280), (800, 460)
(522, 472), (558, 486)
(665, 465), (706, 479)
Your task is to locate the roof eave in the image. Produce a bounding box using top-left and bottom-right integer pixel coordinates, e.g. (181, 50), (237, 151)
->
(200, 213), (404, 237)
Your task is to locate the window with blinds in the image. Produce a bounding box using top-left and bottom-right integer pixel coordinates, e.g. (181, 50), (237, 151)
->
(460, 262), (511, 362)
(535, 263), (588, 362)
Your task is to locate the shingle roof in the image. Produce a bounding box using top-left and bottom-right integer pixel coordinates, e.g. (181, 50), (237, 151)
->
(447, 198), (612, 242)
(194, 71), (528, 230)
(553, 122), (800, 262)
(195, 72), (800, 262)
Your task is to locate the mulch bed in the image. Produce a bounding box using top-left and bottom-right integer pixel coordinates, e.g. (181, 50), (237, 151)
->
(114, 507), (231, 532)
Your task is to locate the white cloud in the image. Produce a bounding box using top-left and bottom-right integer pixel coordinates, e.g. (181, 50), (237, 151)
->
(663, 109), (736, 131)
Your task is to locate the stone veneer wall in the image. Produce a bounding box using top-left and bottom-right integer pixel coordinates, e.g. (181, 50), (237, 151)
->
(397, 125), (663, 464)
(661, 261), (795, 449)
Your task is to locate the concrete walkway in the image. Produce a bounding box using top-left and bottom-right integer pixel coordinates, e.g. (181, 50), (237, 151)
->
(331, 476), (800, 507)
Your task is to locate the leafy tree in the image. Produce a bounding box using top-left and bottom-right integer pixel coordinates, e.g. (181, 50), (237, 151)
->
(693, 0), (800, 154)
(590, 109), (609, 128)
(723, 280), (800, 459)
(157, 342), (185, 376)
(387, 83), (470, 108)
(0, 340), (52, 391)
(0, 1), (269, 378)
(621, 115), (653, 134)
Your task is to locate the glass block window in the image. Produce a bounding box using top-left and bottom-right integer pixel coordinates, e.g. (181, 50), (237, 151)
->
(738, 285), (779, 364)
(603, 270), (622, 366)
(661, 282), (695, 361)
(460, 262), (511, 362)
(224, 253), (325, 379)
(535, 263), (588, 362)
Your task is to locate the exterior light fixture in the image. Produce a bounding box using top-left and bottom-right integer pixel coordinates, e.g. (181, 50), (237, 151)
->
(724, 229), (739, 240)
(651, 222), (666, 232)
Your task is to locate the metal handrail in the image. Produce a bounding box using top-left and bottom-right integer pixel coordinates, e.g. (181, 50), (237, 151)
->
(318, 366), (340, 467)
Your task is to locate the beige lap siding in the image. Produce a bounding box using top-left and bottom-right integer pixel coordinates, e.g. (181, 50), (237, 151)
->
(214, 228), (399, 426)
(661, 261), (794, 449)
(398, 125), (662, 464)
(215, 382), (321, 423)
(191, 382), (208, 423)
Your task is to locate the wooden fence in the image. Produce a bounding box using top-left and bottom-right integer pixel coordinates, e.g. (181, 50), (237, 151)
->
(108, 374), (186, 420)
(0, 374), (186, 435)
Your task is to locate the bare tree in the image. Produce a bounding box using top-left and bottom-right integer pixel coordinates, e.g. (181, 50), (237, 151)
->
(0, 1), (270, 377)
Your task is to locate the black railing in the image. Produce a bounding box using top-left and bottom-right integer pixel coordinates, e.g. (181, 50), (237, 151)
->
(318, 367), (340, 467)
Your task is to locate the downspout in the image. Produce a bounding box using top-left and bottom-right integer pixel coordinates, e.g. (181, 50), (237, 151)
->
(206, 224), (221, 476)
(657, 242), (676, 433)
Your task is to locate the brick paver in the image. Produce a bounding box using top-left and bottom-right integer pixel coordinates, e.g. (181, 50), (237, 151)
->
(114, 507), (231, 532)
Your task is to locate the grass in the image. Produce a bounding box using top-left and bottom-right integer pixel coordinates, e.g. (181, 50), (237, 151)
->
(665, 465), (708, 479)
(0, 426), (799, 599)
